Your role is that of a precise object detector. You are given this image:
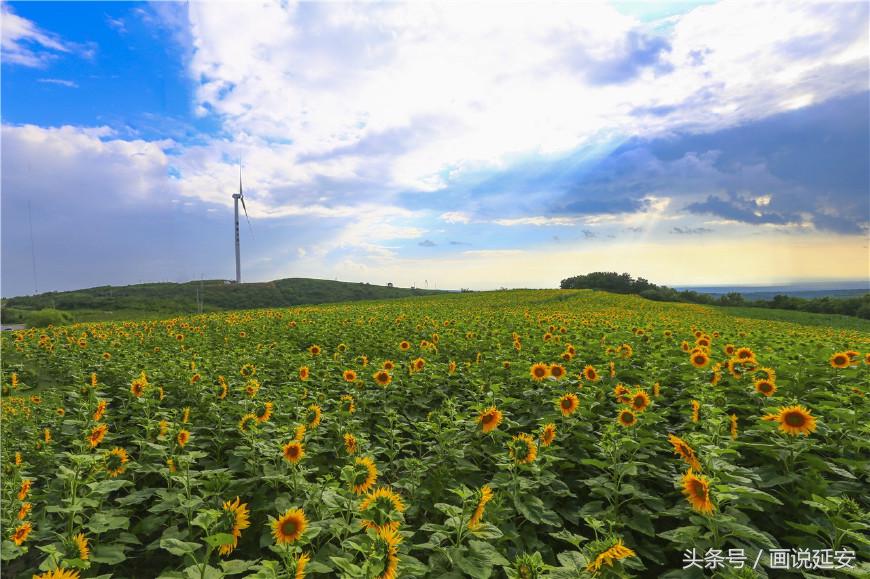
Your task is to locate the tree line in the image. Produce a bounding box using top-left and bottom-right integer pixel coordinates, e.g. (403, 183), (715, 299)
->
(559, 272), (870, 319)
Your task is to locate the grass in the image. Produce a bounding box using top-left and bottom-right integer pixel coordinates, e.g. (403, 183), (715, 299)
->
(719, 305), (870, 331)
(1, 278), (446, 325)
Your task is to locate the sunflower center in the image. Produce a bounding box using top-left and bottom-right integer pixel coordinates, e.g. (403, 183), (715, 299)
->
(281, 519), (298, 536)
(481, 413), (494, 424)
(535, 368), (545, 377)
(784, 412), (805, 427)
(690, 480), (706, 496)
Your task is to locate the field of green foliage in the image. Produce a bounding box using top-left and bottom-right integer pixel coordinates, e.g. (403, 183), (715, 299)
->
(2, 290), (868, 578)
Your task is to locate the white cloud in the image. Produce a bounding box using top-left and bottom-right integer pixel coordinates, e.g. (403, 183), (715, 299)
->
(170, 0), (867, 204)
(440, 211), (472, 224)
(1, 124), (175, 205)
(1, 4), (93, 67)
(493, 216), (581, 227)
(37, 78), (79, 88)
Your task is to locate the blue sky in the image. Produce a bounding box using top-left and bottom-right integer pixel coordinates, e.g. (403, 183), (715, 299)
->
(2, 0), (868, 296)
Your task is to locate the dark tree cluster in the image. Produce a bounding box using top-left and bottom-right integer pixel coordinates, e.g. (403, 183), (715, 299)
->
(559, 272), (870, 319)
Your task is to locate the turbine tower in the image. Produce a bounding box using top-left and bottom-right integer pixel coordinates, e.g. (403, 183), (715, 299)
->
(232, 161), (251, 283)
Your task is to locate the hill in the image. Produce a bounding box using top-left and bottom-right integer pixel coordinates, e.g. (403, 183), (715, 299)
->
(1, 278), (446, 325)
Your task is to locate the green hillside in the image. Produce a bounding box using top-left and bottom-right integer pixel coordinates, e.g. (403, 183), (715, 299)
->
(1, 278), (446, 324)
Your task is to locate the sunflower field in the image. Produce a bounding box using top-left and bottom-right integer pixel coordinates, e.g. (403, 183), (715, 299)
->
(1, 289), (868, 578)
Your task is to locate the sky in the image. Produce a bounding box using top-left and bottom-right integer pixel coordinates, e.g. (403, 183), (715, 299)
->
(1, 0), (868, 297)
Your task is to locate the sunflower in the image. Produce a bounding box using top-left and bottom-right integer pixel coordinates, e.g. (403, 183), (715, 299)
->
(130, 376), (147, 397)
(411, 357), (426, 372)
(586, 539), (636, 573)
(240, 363), (256, 377)
(344, 433), (358, 455)
(774, 405), (817, 436)
(182, 407), (191, 423)
(529, 362), (550, 381)
(352, 456), (378, 494)
(307, 404), (322, 428)
(756, 367), (776, 381)
(613, 383), (631, 403)
(468, 485), (493, 529)
(167, 457), (176, 473)
(33, 571), (81, 579)
(582, 365), (599, 382)
(44, 428), (52, 444)
(283, 440), (305, 464)
(159, 419), (169, 437)
(256, 402), (274, 423)
(374, 525), (402, 579)
(829, 352), (851, 368)
(177, 429), (191, 448)
(382, 360), (395, 371)
(690, 351), (709, 368)
(341, 394), (356, 414)
(308, 345), (321, 356)
(558, 393), (579, 416)
(540, 423), (556, 447)
(294, 552), (310, 579)
(691, 400), (700, 423)
(216, 378), (229, 400)
(244, 379), (260, 398)
(503, 360), (513, 368)
(273, 507), (307, 544)
(754, 379), (777, 397)
(510, 433), (538, 464)
(735, 347), (755, 361)
(190, 373), (201, 385)
(294, 424), (307, 441)
(360, 486), (406, 532)
(15, 452), (23, 467)
(10, 521), (32, 545)
(549, 364), (566, 379)
(730, 414), (738, 440)
(373, 370), (392, 387)
(680, 340), (690, 352)
(90, 372), (98, 387)
(56, 407), (65, 417)
(448, 360), (457, 374)
(681, 470), (714, 513)
(865, 352), (870, 365)
(238, 413), (258, 433)
(398, 340), (411, 351)
(478, 406), (503, 433)
(17, 502), (31, 520)
(218, 497), (250, 556)
(724, 344), (735, 356)
(106, 447), (129, 477)
(89, 424), (108, 448)
(667, 434), (701, 471)
(299, 366), (310, 381)
(710, 363), (722, 385)
(617, 409), (637, 427)
(73, 532), (89, 560)
(629, 390), (650, 412)
(653, 382), (661, 397)
(343, 369), (358, 382)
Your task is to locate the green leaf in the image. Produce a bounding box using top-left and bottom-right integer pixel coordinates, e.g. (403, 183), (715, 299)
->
(87, 513), (130, 533)
(205, 533), (236, 548)
(161, 537), (203, 557)
(221, 559), (258, 575)
(514, 494), (560, 526)
(87, 479), (132, 494)
(90, 544), (128, 564)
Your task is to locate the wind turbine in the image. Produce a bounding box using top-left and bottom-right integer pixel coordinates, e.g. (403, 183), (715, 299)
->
(232, 160), (252, 283)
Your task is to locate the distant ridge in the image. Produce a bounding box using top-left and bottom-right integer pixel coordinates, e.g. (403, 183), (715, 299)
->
(1, 278), (446, 324)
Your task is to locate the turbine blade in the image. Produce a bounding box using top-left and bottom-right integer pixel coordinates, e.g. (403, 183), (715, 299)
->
(240, 194), (253, 235)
